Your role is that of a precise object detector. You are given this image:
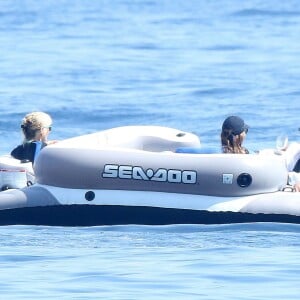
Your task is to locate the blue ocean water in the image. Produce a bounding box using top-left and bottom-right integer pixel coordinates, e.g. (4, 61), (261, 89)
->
(0, 0), (300, 299)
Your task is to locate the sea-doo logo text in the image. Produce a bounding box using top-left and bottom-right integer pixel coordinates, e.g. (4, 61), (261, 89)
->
(102, 164), (197, 184)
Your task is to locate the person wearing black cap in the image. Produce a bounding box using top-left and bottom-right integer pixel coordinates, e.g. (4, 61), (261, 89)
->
(221, 116), (249, 154)
(221, 116), (300, 192)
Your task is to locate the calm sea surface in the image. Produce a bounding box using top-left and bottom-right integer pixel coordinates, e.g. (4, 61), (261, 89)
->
(0, 0), (300, 299)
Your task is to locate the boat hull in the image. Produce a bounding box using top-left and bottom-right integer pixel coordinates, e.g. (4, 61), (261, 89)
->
(0, 185), (299, 226)
(0, 126), (299, 226)
(1, 203), (300, 226)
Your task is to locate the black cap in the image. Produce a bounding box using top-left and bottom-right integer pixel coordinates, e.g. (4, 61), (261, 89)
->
(222, 116), (249, 135)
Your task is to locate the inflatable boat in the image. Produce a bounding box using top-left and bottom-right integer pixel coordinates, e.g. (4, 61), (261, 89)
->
(0, 125), (300, 226)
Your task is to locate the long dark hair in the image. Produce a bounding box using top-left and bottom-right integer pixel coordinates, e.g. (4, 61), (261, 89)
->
(221, 129), (249, 154)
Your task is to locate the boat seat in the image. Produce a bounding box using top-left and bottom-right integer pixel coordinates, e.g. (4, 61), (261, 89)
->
(175, 147), (220, 154)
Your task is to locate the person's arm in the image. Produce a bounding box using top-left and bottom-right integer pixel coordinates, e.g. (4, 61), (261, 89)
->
(11, 143), (37, 163)
(288, 171), (300, 192)
(294, 182), (300, 192)
(11, 145), (23, 160)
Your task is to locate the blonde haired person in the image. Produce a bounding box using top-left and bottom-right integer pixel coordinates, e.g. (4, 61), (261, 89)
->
(221, 116), (249, 154)
(11, 112), (56, 163)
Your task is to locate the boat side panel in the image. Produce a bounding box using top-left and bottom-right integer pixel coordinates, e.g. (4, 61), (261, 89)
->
(34, 185), (300, 216)
(35, 148), (288, 196)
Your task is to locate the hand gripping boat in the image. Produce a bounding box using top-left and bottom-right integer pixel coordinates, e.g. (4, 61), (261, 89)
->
(0, 125), (299, 226)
